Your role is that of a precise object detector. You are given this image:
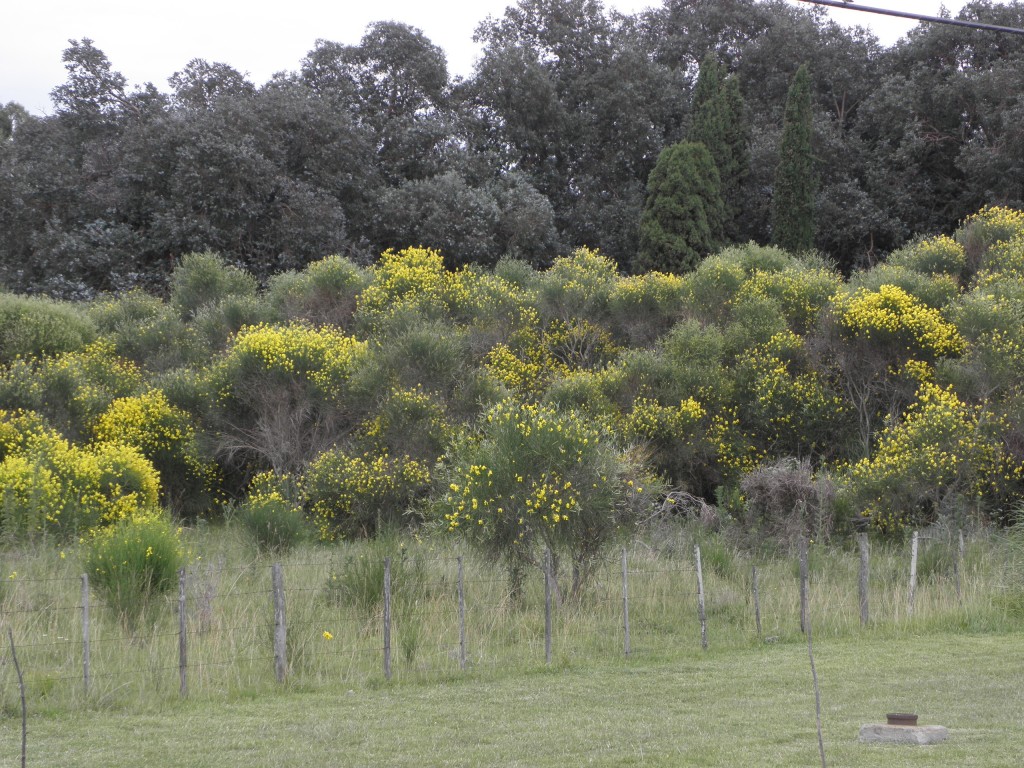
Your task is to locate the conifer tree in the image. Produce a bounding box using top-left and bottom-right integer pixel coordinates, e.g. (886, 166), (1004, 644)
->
(772, 63), (816, 253)
(689, 55), (749, 242)
(636, 141), (724, 274)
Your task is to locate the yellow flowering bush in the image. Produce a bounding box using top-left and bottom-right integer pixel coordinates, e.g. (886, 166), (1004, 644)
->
(843, 383), (1018, 532)
(832, 284), (966, 360)
(301, 449), (431, 540)
(733, 331), (849, 459)
(93, 389), (217, 517)
(957, 205), (1024, 267)
(357, 247), (451, 325)
(438, 399), (659, 598)
(887, 234), (966, 279)
(222, 322), (367, 402)
(0, 339), (144, 441)
(358, 385), (453, 464)
(0, 422), (160, 539)
(538, 248), (618, 320)
(608, 271), (686, 344)
(735, 267), (841, 333)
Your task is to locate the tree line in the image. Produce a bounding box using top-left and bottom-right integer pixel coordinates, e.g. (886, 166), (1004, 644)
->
(3, 0), (1024, 298)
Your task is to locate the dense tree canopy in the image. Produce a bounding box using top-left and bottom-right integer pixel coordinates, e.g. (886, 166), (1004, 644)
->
(3, 1), (1024, 295)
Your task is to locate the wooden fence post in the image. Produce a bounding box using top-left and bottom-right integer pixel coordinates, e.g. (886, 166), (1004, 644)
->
(799, 538), (809, 634)
(81, 573), (90, 697)
(954, 528), (965, 602)
(383, 557), (392, 681)
(544, 548), (553, 665)
(751, 564), (762, 638)
(272, 563), (287, 683)
(908, 531), (919, 618)
(858, 532), (870, 626)
(178, 568), (188, 697)
(695, 545), (708, 651)
(457, 555), (467, 671)
(622, 548), (631, 658)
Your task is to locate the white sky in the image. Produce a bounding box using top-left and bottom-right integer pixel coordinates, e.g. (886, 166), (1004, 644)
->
(2, 1), (971, 115)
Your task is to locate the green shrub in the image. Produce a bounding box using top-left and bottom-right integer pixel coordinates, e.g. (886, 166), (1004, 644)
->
(192, 294), (278, 355)
(0, 292), (96, 365)
(87, 290), (201, 372)
(324, 533), (427, 616)
(267, 255), (369, 328)
(233, 472), (308, 554)
(169, 251), (258, 320)
(83, 512), (184, 625)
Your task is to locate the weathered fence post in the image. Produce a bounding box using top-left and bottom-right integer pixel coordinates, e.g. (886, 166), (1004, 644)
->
(622, 548), (631, 657)
(544, 548), (553, 665)
(178, 567), (188, 697)
(383, 557), (392, 681)
(858, 532), (870, 626)
(272, 563), (287, 683)
(954, 528), (965, 602)
(8, 629), (26, 768)
(81, 573), (90, 696)
(799, 538), (809, 634)
(695, 545), (708, 651)
(908, 531), (919, 618)
(457, 555), (467, 671)
(751, 564), (762, 638)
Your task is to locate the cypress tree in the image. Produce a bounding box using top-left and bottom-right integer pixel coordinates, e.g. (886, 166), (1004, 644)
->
(636, 141), (724, 274)
(689, 55), (749, 242)
(772, 63), (816, 253)
(690, 55), (727, 165)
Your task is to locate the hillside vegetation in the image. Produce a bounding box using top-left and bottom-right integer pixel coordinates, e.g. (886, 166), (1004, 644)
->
(1, 206), (1024, 597)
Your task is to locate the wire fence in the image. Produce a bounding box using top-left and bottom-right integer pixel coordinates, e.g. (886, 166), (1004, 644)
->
(0, 529), (996, 711)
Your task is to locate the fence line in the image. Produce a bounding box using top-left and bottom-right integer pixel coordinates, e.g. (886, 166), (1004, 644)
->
(0, 530), (977, 709)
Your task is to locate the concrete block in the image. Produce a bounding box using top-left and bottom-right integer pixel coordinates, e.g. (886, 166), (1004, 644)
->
(858, 723), (949, 745)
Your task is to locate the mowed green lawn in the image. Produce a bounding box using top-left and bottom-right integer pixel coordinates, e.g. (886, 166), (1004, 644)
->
(5, 630), (1020, 767)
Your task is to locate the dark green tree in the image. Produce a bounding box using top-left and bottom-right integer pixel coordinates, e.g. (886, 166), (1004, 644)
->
(636, 141), (724, 273)
(772, 63), (815, 253)
(689, 55), (750, 242)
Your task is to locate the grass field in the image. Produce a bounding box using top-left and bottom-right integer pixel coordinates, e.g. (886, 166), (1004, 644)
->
(1, 522), (1022, 765)
(3, 630), (1020, 767)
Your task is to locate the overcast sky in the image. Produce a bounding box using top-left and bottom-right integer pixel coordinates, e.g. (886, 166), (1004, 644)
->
(2, 1), (970, 115)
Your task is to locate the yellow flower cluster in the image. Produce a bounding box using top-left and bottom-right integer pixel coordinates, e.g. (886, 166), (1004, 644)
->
(226, 322), (367, 400)
(0, 416), (160, 537)
(736, 268), (840, 331)
(959, 205), (1024, 249)
(847, 382), (1018, 532)
(833, 284), (966, 358)
(625, 397), (705, 443)
(302, 450), (431, 541)
(357, 247), (450, 321)
(610, 271), (686, 316)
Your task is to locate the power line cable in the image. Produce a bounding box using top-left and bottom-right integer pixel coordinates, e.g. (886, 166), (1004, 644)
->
(796, 0), (1024, 36)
